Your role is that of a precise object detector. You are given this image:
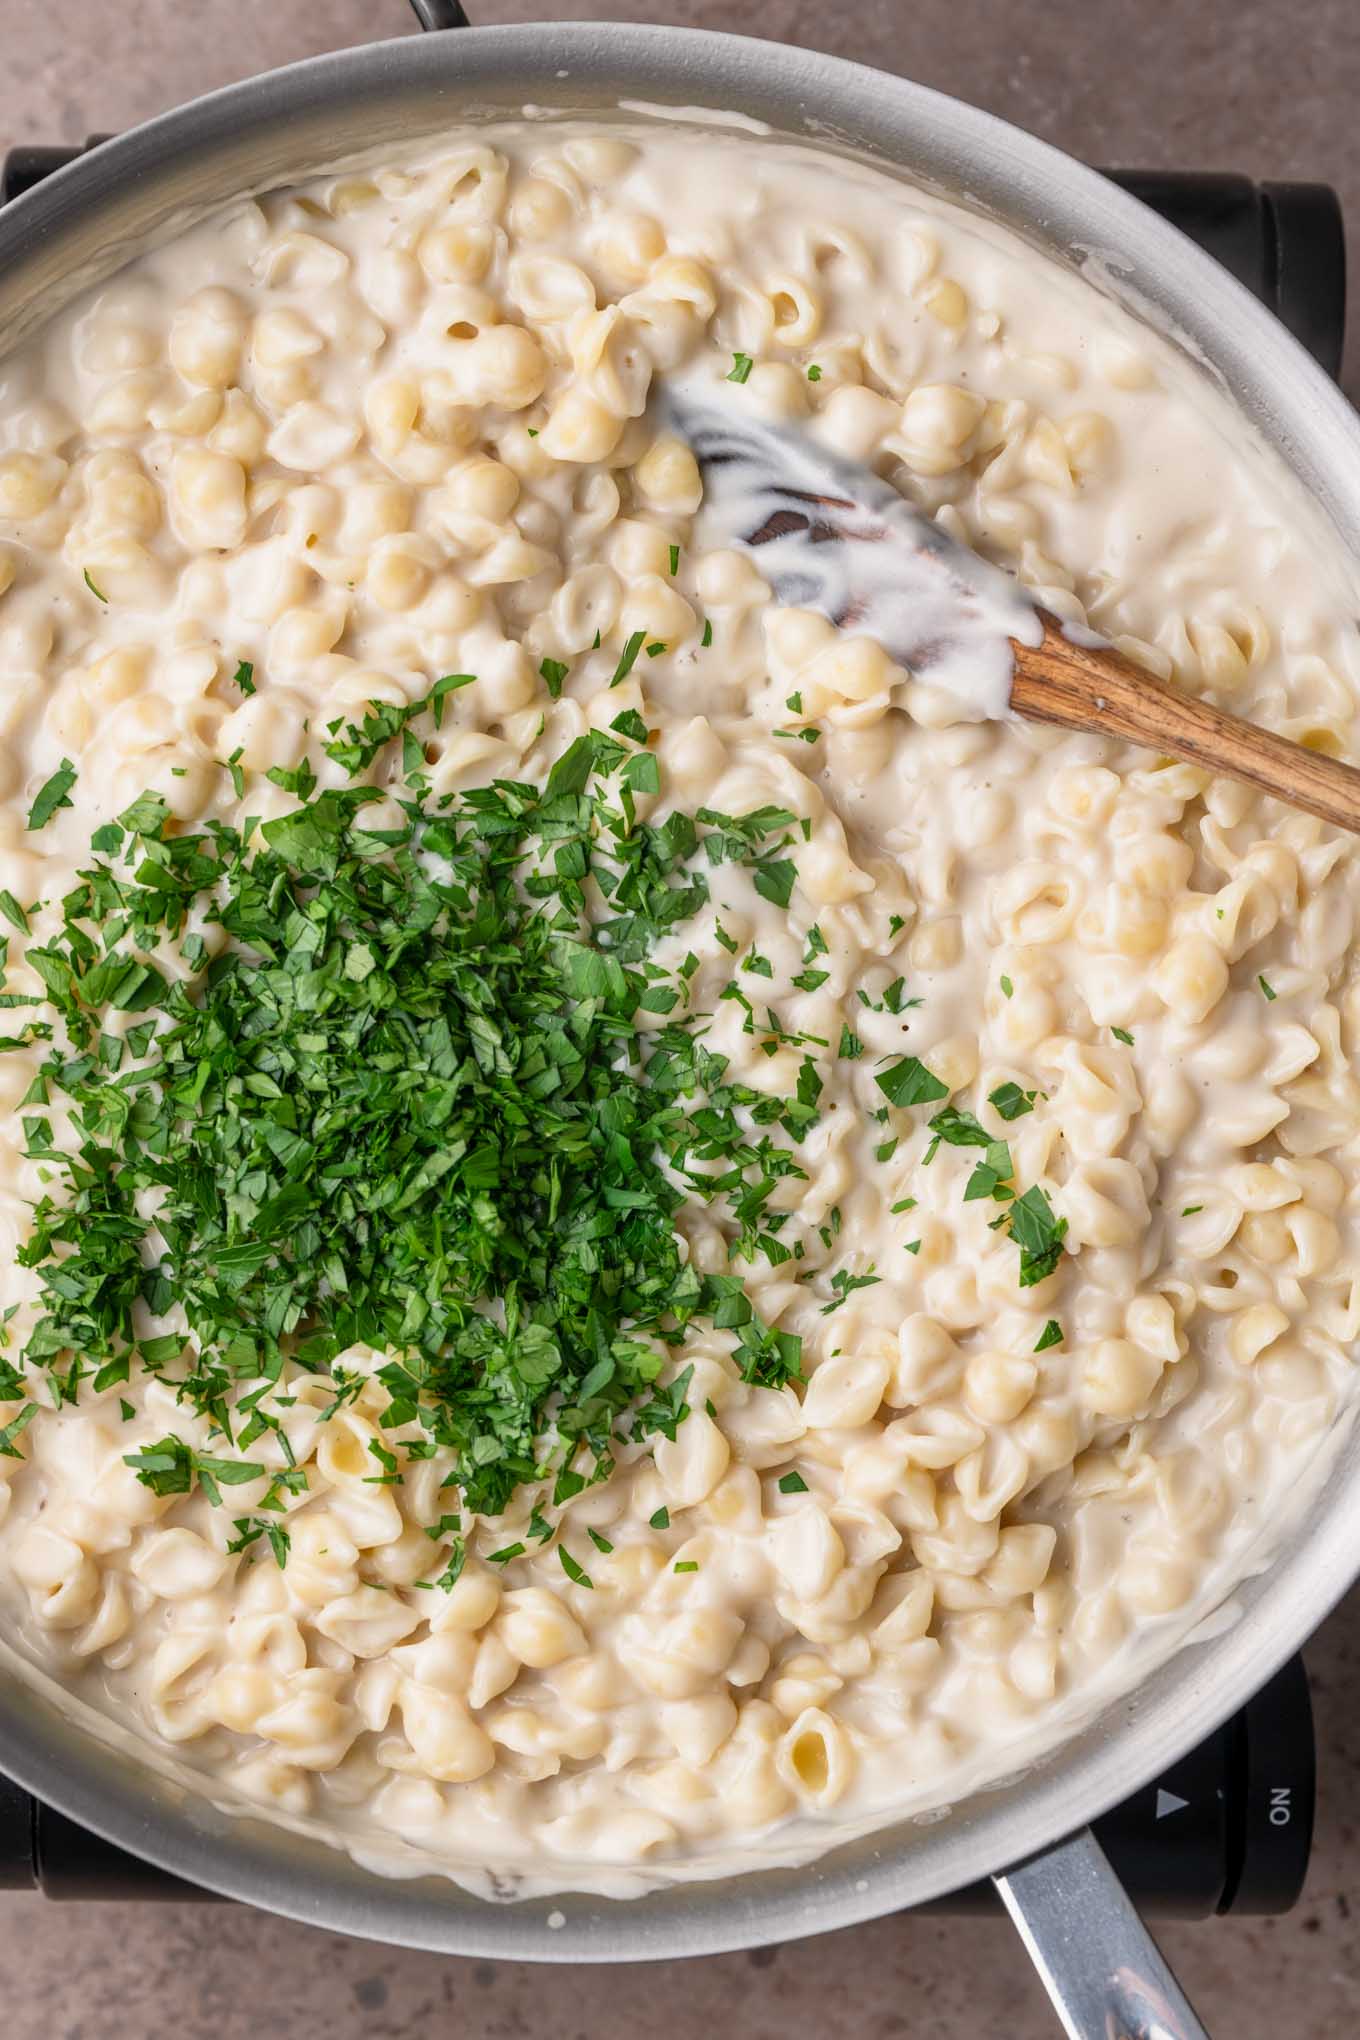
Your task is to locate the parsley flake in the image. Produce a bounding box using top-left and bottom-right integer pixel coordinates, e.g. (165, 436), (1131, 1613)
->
(609, 629), (647, 688)
(876, 1056), (948, 1108)
(27, 759), (78, 832)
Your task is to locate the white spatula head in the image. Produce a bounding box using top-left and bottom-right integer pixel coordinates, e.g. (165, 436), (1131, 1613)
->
(665, 385), (1042, 719)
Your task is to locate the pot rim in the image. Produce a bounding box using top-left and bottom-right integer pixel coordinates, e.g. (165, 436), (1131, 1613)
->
(0, 18), (1357, 1960)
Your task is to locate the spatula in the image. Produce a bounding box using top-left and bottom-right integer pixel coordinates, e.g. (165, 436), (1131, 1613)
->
(669, 390), (1360, 834)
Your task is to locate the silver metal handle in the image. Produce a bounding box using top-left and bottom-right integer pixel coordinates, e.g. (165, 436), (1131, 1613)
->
(994, 1827), (1211, 2040)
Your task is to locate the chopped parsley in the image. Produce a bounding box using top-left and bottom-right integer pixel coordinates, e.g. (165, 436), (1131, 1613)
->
(1006, 1184), (1068, 1287)
(6, 730), (818, 1532)
(875, 1056), (948, 1108)
(322, 673), (474, 776)
(649, 1506), (671, 1531)
(987, 1082), (1035, 1121)
(999, 975), (1014, 999)
(27, 759), (77, 832)
(1111, 1026), (1134, 1046)
(609, 630), (648, 688)
(778, 1470), (809, 1494)
(806, 364), (822, 382)
(539, 657), (569, 698)
(0, 1402), (37, 1458)
(1259, 975), (1277, 1001)
(83, 570), (107, 603)
(820, 1266), (880, 1315)
(233, 660), (257, 697)
(727, 352), (754, 384)
(923, 1104), (994, 1160)
(228, 1516), (291, 1568)
(1034, 1319), (1064, 1352)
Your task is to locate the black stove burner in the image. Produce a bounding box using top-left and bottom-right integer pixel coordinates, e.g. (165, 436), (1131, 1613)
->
(0, 149), (1342, 1916)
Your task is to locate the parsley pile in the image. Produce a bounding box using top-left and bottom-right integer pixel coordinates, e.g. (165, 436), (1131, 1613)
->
(7, 718), (813, 1525)
(0, 682), (1072, 1561)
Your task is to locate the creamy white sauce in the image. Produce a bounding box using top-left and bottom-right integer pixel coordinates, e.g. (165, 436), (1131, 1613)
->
(0, 120), (1354, 1901)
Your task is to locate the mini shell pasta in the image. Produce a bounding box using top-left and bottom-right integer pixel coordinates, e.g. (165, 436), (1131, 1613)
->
(0, 118), (1354, 1898)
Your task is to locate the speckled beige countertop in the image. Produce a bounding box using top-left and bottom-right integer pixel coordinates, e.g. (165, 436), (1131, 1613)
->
(1, 3), (1359, 2034)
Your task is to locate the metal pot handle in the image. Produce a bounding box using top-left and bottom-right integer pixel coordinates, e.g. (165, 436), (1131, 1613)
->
(408, 0), (472, 27)
(994, 1826), (1211, 2040)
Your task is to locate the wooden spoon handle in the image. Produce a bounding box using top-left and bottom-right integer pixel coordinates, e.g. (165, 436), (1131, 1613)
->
(1010, 613), (1360, 835)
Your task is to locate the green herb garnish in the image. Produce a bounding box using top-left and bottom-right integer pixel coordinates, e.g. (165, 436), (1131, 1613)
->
(988, 1082), (1035, 1121)
(27, 759), (77, 832)
(875, 1056), (948, 1108)
(1006, 1185), (1068, 1287)
(820, 1266), (880, 1315)
(9, 736), (811, 1529)
(559, 1546), (594, 1589)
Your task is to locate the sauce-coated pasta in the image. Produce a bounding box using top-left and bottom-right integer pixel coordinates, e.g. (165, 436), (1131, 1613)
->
(0, 121), (1356, 1894)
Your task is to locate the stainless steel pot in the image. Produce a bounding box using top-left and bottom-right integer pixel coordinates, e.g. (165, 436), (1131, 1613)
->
(0, 12), (1357, 2032)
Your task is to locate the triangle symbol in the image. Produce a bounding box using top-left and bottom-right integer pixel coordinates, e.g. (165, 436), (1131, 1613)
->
(1155, 1788), (1189, 1820)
